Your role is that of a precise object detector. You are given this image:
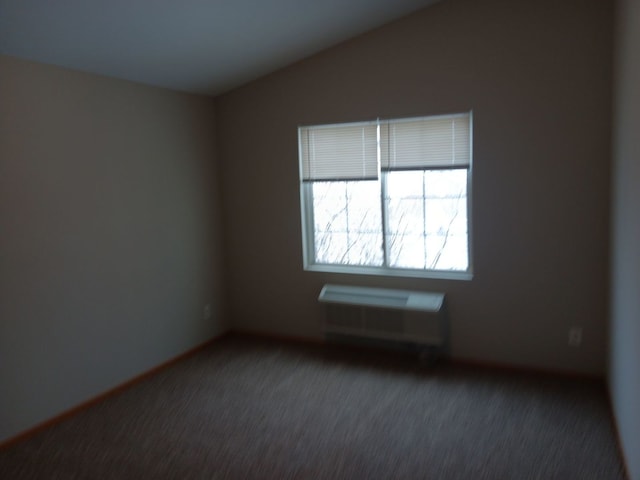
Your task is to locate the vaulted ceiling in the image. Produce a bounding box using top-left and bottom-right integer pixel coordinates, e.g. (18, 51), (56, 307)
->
(0, 0), (440, 96)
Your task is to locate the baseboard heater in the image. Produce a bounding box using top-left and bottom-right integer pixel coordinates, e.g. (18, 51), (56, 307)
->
(318, 284), (448, 359)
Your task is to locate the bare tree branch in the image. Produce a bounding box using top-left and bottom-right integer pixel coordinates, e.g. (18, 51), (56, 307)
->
(429, 190), (463, 269)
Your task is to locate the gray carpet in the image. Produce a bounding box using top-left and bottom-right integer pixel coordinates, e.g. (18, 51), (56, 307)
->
(0, 334), (626, 479)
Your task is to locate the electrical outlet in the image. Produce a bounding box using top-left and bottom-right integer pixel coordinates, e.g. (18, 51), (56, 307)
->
(568, 327), (582, 347)
(203, 304), (211, 319)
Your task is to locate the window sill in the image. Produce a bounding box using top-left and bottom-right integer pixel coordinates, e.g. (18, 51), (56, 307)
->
(305, 263), (473, 281)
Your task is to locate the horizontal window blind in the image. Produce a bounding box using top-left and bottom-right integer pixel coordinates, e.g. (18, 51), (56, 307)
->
(299, 113), (471, 181)
(299, 122), (379, 181)
(380, 113), (470, 170)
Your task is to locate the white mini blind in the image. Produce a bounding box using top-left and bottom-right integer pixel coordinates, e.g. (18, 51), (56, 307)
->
(380, 113), (471, 170)
(299, 122), (379, 181)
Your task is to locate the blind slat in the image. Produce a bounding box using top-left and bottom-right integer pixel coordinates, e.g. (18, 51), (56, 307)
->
(299, 113), (471, 181)
(380, 114), (470, 170)
(299, 124), (379, 181)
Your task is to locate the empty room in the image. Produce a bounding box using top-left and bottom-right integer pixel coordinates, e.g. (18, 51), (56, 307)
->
(1, 0), (638, 478)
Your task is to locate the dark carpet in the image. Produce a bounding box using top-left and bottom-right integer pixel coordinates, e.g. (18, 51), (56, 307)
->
(0, 335), (626, 479)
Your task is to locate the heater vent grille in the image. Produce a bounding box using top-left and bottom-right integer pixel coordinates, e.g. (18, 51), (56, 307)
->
(319, 285), (447, 348)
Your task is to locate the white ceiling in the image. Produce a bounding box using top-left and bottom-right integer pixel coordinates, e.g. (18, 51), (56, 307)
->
(0, 0), (440, 96)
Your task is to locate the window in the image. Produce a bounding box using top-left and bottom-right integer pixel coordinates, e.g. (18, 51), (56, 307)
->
(298, 112), (472, 279)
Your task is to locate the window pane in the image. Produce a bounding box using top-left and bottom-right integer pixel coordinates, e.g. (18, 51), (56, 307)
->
(386, 169), (468, 271)
(347, 232), (384, 266)
(315, 232), (348, 264)
(424, 169), (467, 198)
(313, 182), (347, 232)
(346, 181), (383, 233)
(426, 235), (468, 271)
(386, 170), (423, 198)
(425, 199), (467, 235)
(386, 198), (424, 235)
(311, 180), (383, 266)
(347, 180), (380, 203)
(313, 180), (346, 201)
(387, 233), (425, 269)
(424, 170), (468, 270)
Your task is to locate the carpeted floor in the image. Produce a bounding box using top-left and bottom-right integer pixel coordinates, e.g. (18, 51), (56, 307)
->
(0, 334), (626, 479)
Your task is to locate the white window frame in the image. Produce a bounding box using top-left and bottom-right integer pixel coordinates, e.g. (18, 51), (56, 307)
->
(298, 112), (473, 280)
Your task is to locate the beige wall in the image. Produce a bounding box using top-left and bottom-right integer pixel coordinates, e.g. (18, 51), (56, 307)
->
(0, 0), (619, 448)
(215, 0), (613, 374)
(0, 55), (227, 442)
(610, 0), (640, 476)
